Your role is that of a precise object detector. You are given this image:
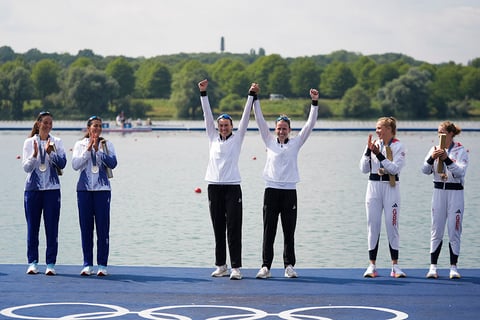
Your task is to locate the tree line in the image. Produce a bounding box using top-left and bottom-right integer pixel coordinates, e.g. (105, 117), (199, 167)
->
(0, 45), (479, 121)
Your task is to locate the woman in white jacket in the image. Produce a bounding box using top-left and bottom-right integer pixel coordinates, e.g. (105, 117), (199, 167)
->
(198, 79), (257, 280)
(254, 87), (319, 279)
(22, 111), (67, 276)
(359, 117), (406, 279)
(421, 121), (468, 279)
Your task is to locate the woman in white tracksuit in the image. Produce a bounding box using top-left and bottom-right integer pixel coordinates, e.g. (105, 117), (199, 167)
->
(422, 121), (468, 279)
(359, 117), (406, 278)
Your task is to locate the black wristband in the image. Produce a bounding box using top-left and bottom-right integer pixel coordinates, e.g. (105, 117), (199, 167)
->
(444, 157), (453, 166)
(365, 149), (372, 157)
(312, 100), (318, 106)
(200, 91), (207, 96)
(376, 153), (386, 161)
(426, 156), (435, 165)
(249, 91), (258, 100)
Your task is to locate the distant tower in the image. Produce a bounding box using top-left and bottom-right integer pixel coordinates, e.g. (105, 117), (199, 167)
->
(220, 36), (225, 53)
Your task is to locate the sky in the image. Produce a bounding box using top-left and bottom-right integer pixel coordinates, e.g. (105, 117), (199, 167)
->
(1, 0), (479, 65)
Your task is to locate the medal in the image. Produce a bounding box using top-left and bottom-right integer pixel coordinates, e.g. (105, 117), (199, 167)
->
(377, 168), (385, 176)
(38, 136), (48, 173)
(90, 148), (99, 174)
(440, 173), (448, 181)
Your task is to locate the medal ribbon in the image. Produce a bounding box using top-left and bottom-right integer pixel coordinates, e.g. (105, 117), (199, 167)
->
(37, 135), (47, 168)
(91, 149), (97, 167)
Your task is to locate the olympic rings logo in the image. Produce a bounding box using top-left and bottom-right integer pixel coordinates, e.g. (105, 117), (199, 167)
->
(1, 303), (409, 320)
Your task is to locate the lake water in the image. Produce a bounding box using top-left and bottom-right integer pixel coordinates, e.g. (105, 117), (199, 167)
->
(1, 121), (479, 270)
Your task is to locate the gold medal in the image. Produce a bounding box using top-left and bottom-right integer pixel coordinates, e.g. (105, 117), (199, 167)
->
(377, 168), (385, 176)
(440, 173), (448, 181)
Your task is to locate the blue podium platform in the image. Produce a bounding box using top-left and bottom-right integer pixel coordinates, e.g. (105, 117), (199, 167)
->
(0, 264), (478, 319)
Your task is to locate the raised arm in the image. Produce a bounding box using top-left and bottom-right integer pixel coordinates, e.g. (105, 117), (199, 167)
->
(198, 79), (216, 138)
(297, 88), (319, 144)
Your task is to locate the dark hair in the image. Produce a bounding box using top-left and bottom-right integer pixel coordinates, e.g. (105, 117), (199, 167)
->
(276, 114), (291, 128)
(440, 121), (462, 137)
(84, 115), (103, 138)
(216, 113), (233, 125)
(29, 111), (52, 137)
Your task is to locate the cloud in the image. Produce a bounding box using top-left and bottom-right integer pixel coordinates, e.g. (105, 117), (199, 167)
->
(0, 0), (478, 64)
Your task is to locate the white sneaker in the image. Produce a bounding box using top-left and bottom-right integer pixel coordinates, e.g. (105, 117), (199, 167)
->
(80, 266), (94, 276)
(256, 266), (271, 279)
(211, 264), (228, 277)
(26, 262), (39, 275)
(97, 266), (108, 276)
(363, 263), (377, 278)
(284, 265), (298, 278)
(230, 268), (242, 280)
(449, 265), (461, 279)
(426, 264), (438, 279)
(390, 264), (406, 278)
(45, 264), (56, 276)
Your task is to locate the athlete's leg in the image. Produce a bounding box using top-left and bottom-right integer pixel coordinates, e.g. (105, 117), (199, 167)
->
(43, 189), (61, 265)
(94, 191), (111, 267)
(262, 188), (281, 269)
(365, 182), (383, 263)
(77, 191), (95, 266)
(446, 190), (464, 265)
(24, 191), (42, 264)
(208, 185), (227, 267)
(280, 189), (297, 268)
(225, 185), (242, 268)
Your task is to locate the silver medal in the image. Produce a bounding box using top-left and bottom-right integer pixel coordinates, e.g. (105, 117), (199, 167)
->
(91, 165), (99, 174)
(39, 163), (47, 172)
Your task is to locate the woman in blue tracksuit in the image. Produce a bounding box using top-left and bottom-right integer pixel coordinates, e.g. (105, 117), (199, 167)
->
(72, 116), (117, 276)
(22, 111), (67, 276)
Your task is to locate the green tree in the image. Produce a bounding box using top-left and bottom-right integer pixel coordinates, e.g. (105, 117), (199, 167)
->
(320, 61), (356, 98)
(460, 67), (480, 100)
(0, 46), (16, 63)
(106, 57), (135, 98)
(342, 85), (373, 118)
(32, 59), (60, 98)
(135, 61), (171, 98)
(429, 63), (464, 117)
(351, 56), (377, 92)
(289, 57), (320, 97)
(170, 60), (209, 119)
(0, 65), (35, 119)
(209, 58), (247, 96)
(370, 63), (400, 94)
(378, 67), (432, 119)
(64, 66), (119, 119)
(247, 54), (288, 98)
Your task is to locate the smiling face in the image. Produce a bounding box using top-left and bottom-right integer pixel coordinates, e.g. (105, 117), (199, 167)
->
(37, 115), (53, 139)
(275, 120), (291, 143)
(375, 120), (393, 143)
(88, 119), (103, 138)
(217, 118), (233, 138)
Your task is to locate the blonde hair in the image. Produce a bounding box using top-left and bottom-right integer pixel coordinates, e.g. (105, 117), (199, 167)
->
(377, 116), (397, 136)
